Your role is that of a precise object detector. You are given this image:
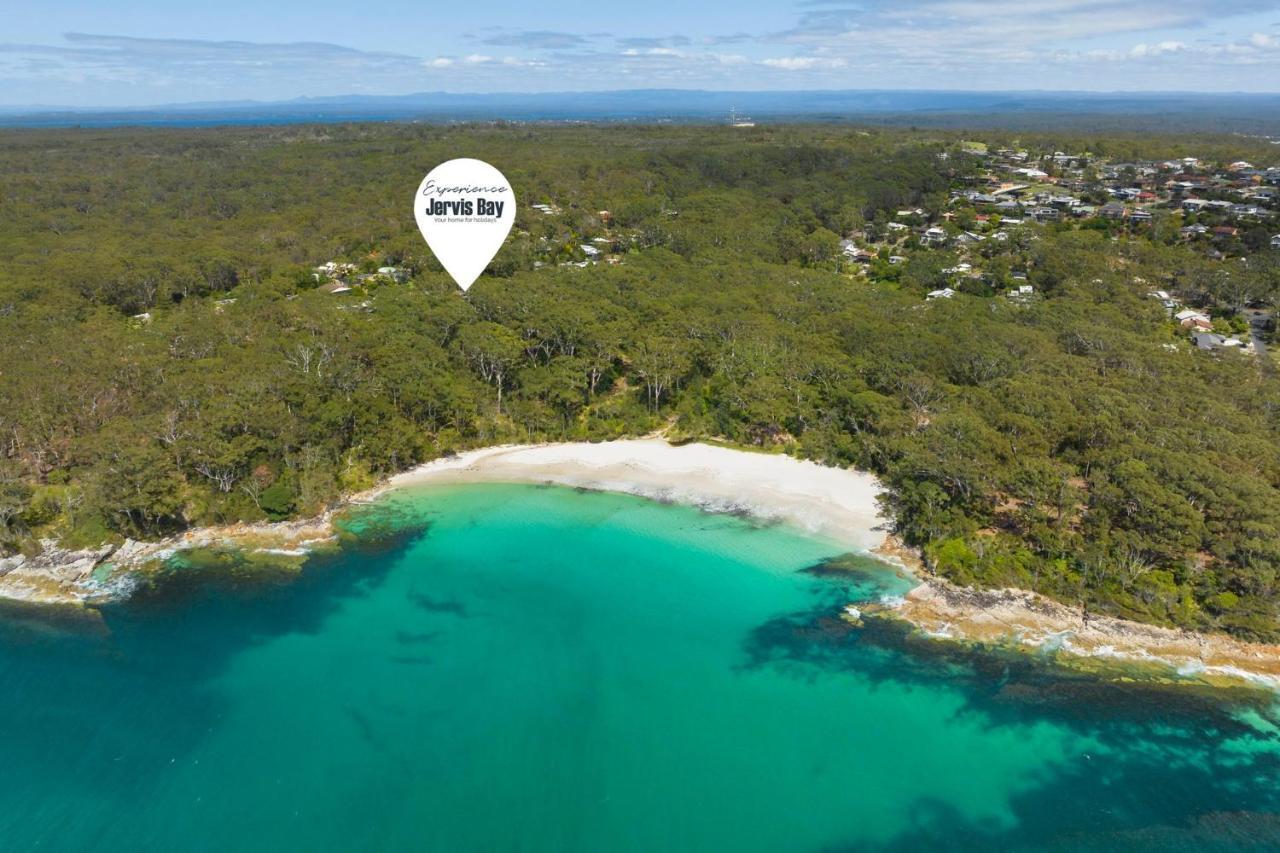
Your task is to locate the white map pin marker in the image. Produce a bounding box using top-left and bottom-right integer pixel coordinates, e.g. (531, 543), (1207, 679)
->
(414, 158), (515, 291)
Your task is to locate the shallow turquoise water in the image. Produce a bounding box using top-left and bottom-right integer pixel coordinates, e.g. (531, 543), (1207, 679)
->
(2, 483), (1279, 852)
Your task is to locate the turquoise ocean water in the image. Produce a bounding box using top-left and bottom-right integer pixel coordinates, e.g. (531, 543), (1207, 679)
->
(1, 483), (1278, 852)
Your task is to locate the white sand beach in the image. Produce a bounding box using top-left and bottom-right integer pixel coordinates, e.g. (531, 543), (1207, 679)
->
(0, 439), (888, 605)
(384, 440), (1280, 688)
(380, 439), (891, 552)
(12, 436), (1278, 689)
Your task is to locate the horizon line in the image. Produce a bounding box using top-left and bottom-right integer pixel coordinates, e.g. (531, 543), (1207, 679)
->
(4, 86), (1280, 114)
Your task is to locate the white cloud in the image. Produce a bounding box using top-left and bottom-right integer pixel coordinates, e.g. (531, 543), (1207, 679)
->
(1130, 40), (1187, 57)
(1080, 29), (1280, 65)
(621, 47), (684, 57)
(761, 56), (846, 70)
(4, 2), (1280, 106)
(760, 0), (1280, 80)
(428, 52), (546, 70)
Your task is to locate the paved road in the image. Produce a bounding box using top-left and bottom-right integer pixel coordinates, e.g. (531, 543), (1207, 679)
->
(1244, 308), (1274, 375)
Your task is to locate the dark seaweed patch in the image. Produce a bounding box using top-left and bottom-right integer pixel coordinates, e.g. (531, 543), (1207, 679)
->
(387, 654), (434, 667)
(741, 598), (1278, 732)
(0, 527), (417, 788)
(407, 592), (469, 616)
(741, 601), (1280, 851)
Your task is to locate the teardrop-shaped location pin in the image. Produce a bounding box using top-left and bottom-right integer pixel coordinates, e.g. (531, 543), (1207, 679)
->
(414, 158), (515, 291)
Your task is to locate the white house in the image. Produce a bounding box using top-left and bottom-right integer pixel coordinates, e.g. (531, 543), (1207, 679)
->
(1175, 309), (1212, 331)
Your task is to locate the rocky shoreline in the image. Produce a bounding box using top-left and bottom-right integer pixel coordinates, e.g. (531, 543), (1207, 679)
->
(867, 539), (1280, 689)
(0, 514), (344, 606)
(2, 440), (1278, 691)
(0, 540), (121, 604)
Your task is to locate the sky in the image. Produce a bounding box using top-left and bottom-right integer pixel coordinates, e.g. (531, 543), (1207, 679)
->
(2, 0), (1280, 107)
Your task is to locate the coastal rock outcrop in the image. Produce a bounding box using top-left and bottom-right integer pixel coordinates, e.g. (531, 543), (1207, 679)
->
(0, 540), (118, 604)
(885, 572), (1280, 688)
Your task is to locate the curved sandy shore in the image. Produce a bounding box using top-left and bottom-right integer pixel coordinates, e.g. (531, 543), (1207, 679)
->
(381, 441), (1280, 689)
(379, 439), (891, 552)
(5, 438), (1278, 690)
(0, 439), (890, 606)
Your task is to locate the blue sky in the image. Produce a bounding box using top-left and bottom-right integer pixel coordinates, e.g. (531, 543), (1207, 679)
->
(3, 0), (1280, 106)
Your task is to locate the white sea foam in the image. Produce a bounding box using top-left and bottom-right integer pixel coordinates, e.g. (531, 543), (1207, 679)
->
(1200, 666), (1280, 689)
(1052, 638), (1280, 688)
(1038, 630), (1074, 652)
(71, 565), (143, 604)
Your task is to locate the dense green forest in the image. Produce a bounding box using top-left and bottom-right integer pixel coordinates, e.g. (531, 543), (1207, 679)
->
(2, 122), (1280, 639)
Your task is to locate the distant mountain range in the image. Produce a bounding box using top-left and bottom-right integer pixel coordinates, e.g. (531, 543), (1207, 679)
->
(3, 89), (1279, 132)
